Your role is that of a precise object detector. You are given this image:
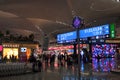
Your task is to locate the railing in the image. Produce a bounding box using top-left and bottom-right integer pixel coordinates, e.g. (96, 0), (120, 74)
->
(0, 62), (32, 77)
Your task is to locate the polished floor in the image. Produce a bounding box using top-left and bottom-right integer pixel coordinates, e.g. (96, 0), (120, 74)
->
(0, 58), (120, 80)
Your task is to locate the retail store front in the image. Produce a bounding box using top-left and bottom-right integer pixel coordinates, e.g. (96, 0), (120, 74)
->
(2, 43), (19, 62)
(2, 43), (39, 62)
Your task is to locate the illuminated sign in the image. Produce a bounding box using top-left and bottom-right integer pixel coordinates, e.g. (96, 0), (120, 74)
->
(21, 47), (27, 52)
(57, 31), (76, 43)
(3, 44), (19, 47)
(80, 24), (110, 38)
(0, 45), (3, 51)
(72, 16), (81, 28)
(57, 24), (111, 43)
(110, 23), (115, 38)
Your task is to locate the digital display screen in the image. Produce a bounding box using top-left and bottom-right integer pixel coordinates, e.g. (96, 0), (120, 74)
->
(92, 58), (116, 72)
(57, 24), (110, 43)
(80, 24), (110, 38)
(57, 31), (76, 43)
(92, 44), (117, 58)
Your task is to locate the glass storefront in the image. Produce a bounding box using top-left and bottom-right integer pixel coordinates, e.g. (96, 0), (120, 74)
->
(1, 43), (39, 62)
(3, 48), (18, 59)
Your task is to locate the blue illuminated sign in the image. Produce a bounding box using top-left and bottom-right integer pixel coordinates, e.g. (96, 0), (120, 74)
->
(57, 31), (76, 43)
(57, 24), (110, 43)
(80, 24), (110, 38)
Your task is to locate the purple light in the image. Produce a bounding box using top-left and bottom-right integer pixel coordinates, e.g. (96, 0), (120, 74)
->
(74, 18), (80, 26)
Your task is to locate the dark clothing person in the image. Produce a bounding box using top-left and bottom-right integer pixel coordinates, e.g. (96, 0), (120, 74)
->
(28, 50), (37, 72)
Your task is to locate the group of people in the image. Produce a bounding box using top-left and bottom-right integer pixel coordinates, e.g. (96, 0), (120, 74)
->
(29, 49), (42, 72)
(3, 54), (17, 63)
(28, 48), (92, 72)
(28, 50), (74, 72)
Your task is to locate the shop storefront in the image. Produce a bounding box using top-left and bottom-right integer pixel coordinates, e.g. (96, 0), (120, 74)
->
(2, 43), (39, 62)
(19, 43), (39, 62)
(2, 43), (19, 61)
(89, 38), (120, 58)
(106, 39), (120, 57)
(48, 45), (74, 55)
(48, 44), (89, 55)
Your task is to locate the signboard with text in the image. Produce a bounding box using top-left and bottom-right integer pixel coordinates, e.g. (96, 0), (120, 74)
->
(57, 24), (112, 43)
(80, 24), (110, 38)
(57, 31), (76, 43)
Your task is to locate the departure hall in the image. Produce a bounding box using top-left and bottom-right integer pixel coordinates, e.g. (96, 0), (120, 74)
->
(0, 0), (120, 80)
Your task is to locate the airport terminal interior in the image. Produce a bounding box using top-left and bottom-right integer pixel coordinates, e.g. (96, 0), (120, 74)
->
(0, 0), (120, 80)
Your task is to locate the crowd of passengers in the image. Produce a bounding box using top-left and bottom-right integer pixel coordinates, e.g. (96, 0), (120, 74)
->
(28, 48), (92, 72)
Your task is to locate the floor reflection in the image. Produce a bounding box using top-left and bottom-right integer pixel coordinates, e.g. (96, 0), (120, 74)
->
(62, 58), (119, 80)
(0, 58), (120, 80)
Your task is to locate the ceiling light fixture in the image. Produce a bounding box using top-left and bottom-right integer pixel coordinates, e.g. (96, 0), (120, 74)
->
(113, 0), (120, 2)
(117, 0), (120, 2)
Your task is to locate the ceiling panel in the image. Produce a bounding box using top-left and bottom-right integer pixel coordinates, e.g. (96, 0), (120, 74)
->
(0, 0), (120, 42)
